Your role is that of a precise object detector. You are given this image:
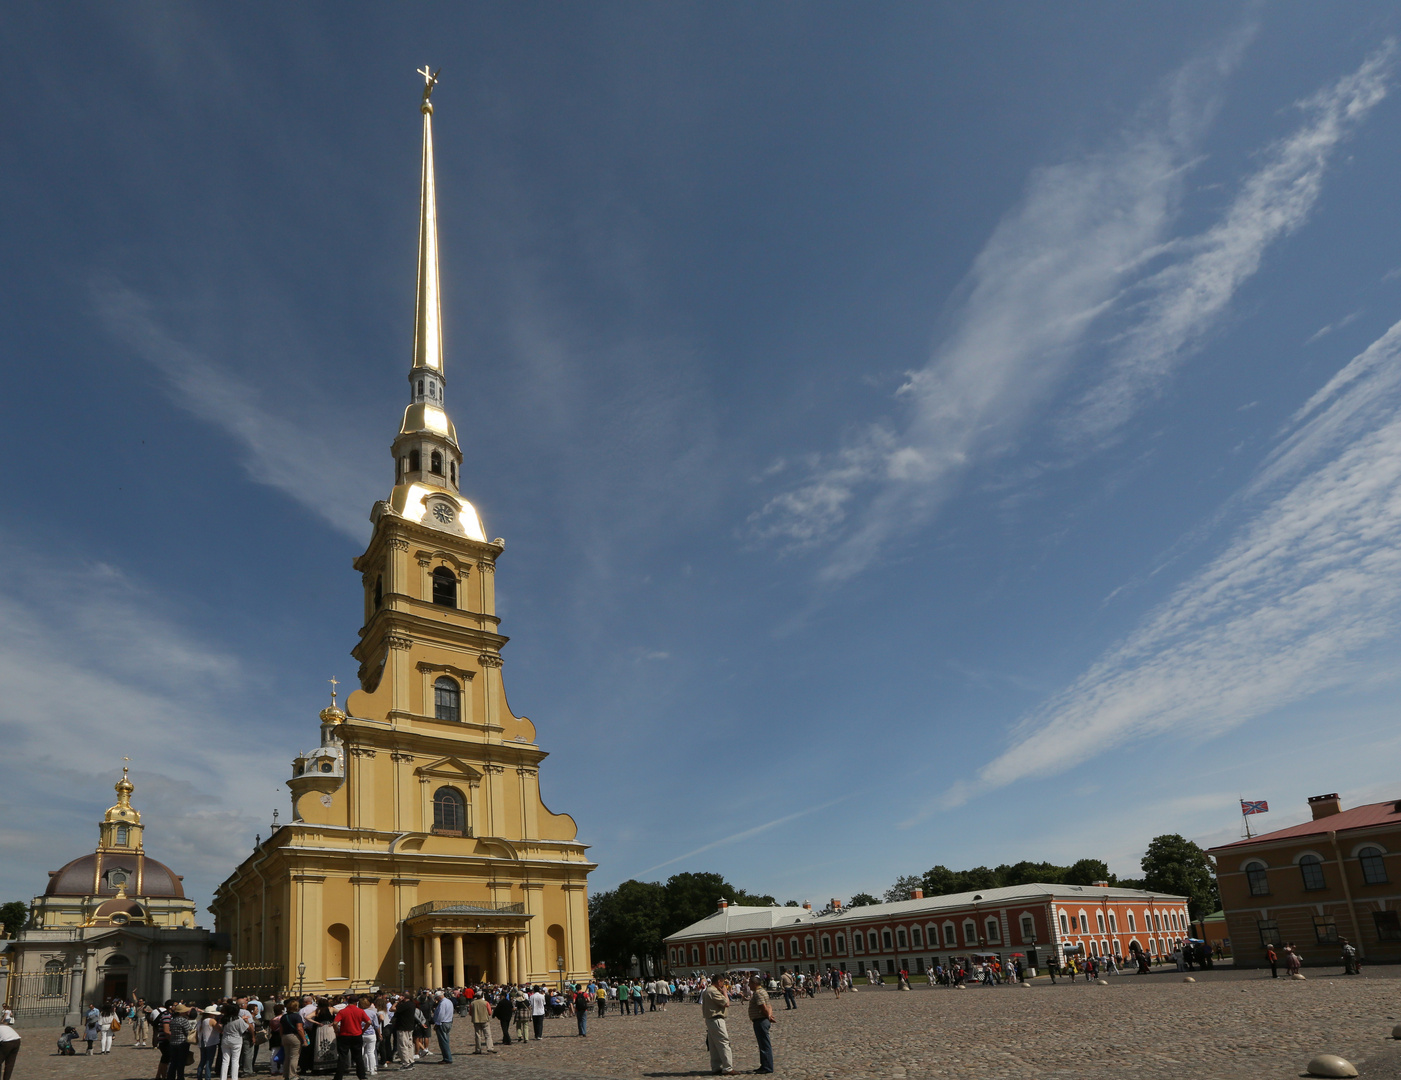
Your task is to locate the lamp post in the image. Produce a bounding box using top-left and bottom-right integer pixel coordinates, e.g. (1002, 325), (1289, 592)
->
(297, 961), (306, 999)
(397, 960), (405, 992)
(558, 956), (565, 992)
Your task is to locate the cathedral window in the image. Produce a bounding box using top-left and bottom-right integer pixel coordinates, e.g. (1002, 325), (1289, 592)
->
(430, 450), (443, 475)
(417, 379), (424, 396)
(409, 450), (420, 473)
(43, 959), (64, 996)
(433, 676), (461, 722)
(431, 567), (457, 608)
(114, 826), (128, 846)
(433, 786), (466, 833)
(449, 461), (456, 485)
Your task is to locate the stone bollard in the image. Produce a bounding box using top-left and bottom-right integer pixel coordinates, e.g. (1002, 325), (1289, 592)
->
(1181, 976), (1195, 983)
(1291, 973), (1307, 981)
(1391, 1024), (1401, 1040)
(1095, 979), (1109, 986)
(1305, 1054), (1357, 1078)
(1020, 981), (1032, 988)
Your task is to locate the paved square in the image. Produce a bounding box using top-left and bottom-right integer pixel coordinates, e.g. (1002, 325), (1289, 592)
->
(12, 966), (1401, 1080)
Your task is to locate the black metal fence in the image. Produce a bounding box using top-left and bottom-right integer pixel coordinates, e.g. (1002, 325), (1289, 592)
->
(6, 966), (71, 1026)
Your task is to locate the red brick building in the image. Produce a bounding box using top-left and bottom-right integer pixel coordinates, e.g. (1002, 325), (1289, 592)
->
(1209, 793), (1401, 967)
(663, 883), (1190, 977)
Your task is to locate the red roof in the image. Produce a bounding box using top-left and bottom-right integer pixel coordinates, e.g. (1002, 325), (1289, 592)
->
(1211, 799), (1401, 850)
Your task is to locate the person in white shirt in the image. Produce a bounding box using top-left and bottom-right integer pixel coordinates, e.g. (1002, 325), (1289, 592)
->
(0, 1022), (20, 1080)
(529, 988), (546, 1041)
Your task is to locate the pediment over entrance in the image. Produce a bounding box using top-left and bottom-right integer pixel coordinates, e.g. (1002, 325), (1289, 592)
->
(414, 756), (484, 784)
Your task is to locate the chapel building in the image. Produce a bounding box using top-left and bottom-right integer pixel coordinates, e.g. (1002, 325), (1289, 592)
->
(209, 72), (594, 994)
(5, 770), (217, 1023)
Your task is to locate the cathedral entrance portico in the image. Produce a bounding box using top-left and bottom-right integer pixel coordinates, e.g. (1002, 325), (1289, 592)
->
(405, 900), (531, 988)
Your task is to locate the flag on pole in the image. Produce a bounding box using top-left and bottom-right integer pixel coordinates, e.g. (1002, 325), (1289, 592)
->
(1241, 800), (1269, 816)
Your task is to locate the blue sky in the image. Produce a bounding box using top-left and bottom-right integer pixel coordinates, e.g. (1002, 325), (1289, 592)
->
(5, 3), (1401, 915)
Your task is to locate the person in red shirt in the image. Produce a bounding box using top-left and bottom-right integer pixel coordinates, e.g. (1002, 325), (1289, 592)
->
(332, 997), (370, 1080)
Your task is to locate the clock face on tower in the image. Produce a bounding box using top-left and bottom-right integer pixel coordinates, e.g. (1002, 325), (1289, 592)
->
(432, 503), (455, 524)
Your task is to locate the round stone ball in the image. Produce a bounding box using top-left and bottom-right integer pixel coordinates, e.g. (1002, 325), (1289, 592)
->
(1096, 979), (1109, 985)
(1291, 973), (1307, 980)
(1305, 1054), (1357, 1078)
(1391, 1024), (1401, 1039)
(1182, 976), (1195, 983)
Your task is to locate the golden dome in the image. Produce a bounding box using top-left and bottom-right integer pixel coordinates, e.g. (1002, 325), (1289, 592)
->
(319, 704), (346, 725)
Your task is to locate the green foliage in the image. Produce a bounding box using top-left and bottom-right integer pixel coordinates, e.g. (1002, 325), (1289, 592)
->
(1140, 834), (1219, 922)
(589, 871), (776, 974)
(1064, 859), (1111, 886)
(784, 900), (801, 908)
(0, 901), (26, 938)
(847, 892), (879, 907)
(884, 875), (924, 903)
(918, 858), (1116, 897)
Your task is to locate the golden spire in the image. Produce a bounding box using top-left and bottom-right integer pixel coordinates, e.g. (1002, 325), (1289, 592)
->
(412, 66), (443, 374)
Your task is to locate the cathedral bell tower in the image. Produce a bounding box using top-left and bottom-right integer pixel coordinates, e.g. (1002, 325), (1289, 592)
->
(212, 69), (594, 995)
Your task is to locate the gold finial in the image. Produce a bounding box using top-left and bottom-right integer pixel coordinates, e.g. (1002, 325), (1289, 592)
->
(418, 66), (440, 114)
(320, 676), (347, 726)
(115, 759), (134, 803)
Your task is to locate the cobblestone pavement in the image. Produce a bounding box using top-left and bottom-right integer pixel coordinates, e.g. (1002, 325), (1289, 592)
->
(12, 966), (1401, 1080)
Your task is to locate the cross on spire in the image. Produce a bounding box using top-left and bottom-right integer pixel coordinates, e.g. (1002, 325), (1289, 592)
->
(328, 676), (339, 708)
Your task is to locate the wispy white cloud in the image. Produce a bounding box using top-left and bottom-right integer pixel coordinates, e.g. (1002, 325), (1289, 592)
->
(1069, 44), (1393, 442)
(1305, 309), (1365, 345)
(749, 29), (1252, 577)
(0, 539), (284, 909)
(639, 795), (849, 876)
(93, 283), (378, 541)
(950, 317), (1401, 809)
(752, 36), (1394, 584)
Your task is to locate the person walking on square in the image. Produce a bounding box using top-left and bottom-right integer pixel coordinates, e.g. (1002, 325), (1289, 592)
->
(1284, 944), (1302, 977)
(391, 997), (417, 1070)
(529, 986), (546, 1041)
(1265, 943), (1278, 978)
(330, 995), (369, 1080)
(511, 988), (530, 1044)
(469, 992), (495, 1054)
(780, 970), (796, 1010)
(493, 990), (513, 1046)
(747, 976), (774, 1075)
(1341, 939), (1358, 975)
(279, 1000), (305, 1080)
(430, 992), (453, 1065)
(702, 975), (733, 1076)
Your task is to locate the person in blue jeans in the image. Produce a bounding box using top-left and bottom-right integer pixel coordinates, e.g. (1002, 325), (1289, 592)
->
(431, 993), (454, 1064)
(748, 976), (775, 1074)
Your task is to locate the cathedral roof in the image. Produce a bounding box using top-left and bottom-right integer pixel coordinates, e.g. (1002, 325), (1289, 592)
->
(45, 852), (185, 899)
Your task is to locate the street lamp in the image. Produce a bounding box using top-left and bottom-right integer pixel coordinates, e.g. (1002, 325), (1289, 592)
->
(397, 960), (405, 992)
(558, 956), (565, 992)
(297, 961), (306, 998)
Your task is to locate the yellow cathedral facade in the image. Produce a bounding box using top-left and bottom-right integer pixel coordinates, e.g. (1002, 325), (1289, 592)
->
(210, 70), (595, 994)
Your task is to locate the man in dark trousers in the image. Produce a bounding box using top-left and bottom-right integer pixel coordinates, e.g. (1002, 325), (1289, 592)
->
(332, 995), (370, 1080)
(1265, 943), (1278, 978)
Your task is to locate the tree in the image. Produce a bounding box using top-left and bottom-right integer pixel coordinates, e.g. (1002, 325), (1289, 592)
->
(1064, 859), (1111, 886)
(0, 901), (26, 938)
(1140, 834), (1219, 922)
(847, 892), (879, 907)
(884, 875), (923, 903)
(589, 880), (668, 975)
(784, 900), (800, 908)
